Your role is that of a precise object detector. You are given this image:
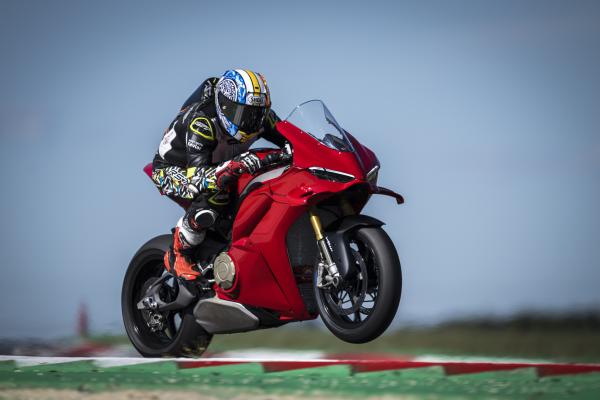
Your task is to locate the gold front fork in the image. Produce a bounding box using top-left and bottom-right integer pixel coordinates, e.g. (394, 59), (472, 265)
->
(309, 209), (340, 286)
(309, 210), (324, 241)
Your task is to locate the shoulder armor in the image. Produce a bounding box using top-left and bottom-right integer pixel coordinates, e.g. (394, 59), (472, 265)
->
(189, 114), (216, 142)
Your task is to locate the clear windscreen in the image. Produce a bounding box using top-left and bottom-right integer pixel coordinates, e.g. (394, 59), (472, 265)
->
(285, 100), (353, 152)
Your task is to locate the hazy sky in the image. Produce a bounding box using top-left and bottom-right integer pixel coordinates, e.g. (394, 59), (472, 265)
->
(1, 0), (599, 338)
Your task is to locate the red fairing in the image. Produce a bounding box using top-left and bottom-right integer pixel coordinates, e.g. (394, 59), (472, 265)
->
(212, 122), (379, 319)
(218, 169), (324, 318)
(218, 199), (310, 318)
(143, 163), (153, 179)
(234, 148), (282, 194)
(344, 130), (380, 174)
(276, 121), (365, 179)
(143, 116), (402, 322)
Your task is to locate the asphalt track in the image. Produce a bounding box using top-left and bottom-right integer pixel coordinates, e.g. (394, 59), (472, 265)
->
(1, 355), (600, 399)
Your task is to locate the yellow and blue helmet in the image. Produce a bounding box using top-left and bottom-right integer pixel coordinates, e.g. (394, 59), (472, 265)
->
(215, 69), (271, 142)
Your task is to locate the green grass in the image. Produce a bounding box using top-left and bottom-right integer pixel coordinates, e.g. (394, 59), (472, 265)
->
(208, 325), (600, 362)
(87, 313), (600, 361)
(89, 322), (600, 363)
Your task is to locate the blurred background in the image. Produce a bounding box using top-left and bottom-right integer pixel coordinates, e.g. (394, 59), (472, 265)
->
(0, 0), (599, 359)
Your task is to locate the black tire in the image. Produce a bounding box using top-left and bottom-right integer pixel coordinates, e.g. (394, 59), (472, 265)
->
(315, 227), (401, 343)
(121, 235), (212, 357)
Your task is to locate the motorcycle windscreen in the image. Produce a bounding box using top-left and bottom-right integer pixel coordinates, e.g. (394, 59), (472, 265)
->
(285, 100), (353, 152)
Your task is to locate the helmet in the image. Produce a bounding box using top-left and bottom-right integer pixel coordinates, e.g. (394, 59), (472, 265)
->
(215, 69), (271, 142)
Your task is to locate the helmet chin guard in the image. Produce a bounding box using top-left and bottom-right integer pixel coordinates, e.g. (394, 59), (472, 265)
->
(215, 69), (271, 141)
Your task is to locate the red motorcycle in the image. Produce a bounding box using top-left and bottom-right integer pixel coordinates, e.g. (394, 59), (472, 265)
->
(122, 100), (404, 357)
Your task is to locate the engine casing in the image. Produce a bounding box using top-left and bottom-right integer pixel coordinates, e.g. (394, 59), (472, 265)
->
(214, 252), (235, 289)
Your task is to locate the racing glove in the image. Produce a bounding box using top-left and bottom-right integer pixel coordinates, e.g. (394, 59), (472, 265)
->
(236, 152), (262, 174)
(188, 159), (246, 194)
(210, 152), (272, 190)
(188, 151), (289, 195)
(237, 150), (289, 174)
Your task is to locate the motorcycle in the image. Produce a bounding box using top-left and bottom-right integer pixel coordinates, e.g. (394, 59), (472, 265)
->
(122, 100), (404, 357)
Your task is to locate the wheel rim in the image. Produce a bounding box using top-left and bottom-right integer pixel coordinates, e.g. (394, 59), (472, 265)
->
(317, 235), (381, 327)
(128, 258), (184, 351)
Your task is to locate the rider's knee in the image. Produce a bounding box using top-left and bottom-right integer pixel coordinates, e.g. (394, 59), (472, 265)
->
(186, 208), (218, 232)
(176, 217), (206, 247)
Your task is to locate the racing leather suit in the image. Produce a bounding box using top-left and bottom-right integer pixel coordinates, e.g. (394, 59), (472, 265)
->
(151, 78), (285, 279)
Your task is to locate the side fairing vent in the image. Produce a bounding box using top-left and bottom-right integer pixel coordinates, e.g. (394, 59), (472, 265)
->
(286, 213), (319, 314)
(285, 210), (339, 315)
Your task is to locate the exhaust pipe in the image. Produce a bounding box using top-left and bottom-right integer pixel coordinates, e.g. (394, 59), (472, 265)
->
(193, 297), (259, 334)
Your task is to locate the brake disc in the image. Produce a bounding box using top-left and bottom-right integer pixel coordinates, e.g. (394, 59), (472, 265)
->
(323, 249), (368, 316)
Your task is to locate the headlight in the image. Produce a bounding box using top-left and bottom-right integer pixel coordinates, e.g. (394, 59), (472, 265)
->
(308, 167), (355, 183)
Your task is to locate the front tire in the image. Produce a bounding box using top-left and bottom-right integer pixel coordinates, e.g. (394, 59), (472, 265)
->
(315, 227), (402, 343)
(121, 236), (212, 357)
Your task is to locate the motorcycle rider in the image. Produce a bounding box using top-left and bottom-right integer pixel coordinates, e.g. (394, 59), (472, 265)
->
(151, 69), (286, 281)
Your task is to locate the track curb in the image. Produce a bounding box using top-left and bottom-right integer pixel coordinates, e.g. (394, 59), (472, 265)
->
(2, 355), (600, 377)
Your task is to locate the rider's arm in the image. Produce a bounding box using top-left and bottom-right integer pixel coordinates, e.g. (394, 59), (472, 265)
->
(185, 114), (218, 193)
(151, 163), (198, 200)
(260, 109), (287, 148)
(151, 109), (208, 200)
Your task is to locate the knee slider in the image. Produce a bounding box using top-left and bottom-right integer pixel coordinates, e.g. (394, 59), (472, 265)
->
(188, 209), (217, 231)
(176, 217), (206, 247)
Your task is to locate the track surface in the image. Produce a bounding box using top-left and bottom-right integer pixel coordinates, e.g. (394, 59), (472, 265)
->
(1, 355), (600, 399)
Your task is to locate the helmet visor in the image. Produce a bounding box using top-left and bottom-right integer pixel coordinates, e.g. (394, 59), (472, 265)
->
(218, 93), (267, 134)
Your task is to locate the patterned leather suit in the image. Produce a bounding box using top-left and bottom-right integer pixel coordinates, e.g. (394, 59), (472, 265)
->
(151, 78), (285, 278)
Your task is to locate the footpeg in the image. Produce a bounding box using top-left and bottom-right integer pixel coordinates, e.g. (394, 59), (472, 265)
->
(197, 262), (213, 277)
(140, 296), (159, 310)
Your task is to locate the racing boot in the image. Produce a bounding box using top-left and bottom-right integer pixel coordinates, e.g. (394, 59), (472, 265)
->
(164, 226), (202, 281)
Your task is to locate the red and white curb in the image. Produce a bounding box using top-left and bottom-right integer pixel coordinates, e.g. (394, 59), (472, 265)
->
(1, 354), (600, 377)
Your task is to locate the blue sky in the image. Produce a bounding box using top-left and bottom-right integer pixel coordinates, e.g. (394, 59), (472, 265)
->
(1, 0), (599, 338)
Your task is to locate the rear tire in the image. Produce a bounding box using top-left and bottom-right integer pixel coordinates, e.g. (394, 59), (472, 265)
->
(315, 227), (401, 343)
(121, 236), (212, 357)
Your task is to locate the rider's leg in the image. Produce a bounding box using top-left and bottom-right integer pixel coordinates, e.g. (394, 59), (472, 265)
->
(164, 201), (219, 280)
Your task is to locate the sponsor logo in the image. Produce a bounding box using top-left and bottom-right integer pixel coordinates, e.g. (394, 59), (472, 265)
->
(187, 140), (203, 151)
(190, 117), (214, 140)
(246, 93), (266, 106)
(194, 119), (210, 131)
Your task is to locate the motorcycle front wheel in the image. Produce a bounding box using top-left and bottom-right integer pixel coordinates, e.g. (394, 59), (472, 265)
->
(315, 226), (402, 343)
(121, 235), (212, 357)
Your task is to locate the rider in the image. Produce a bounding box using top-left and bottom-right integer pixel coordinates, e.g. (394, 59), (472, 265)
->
(151, 69), (286, 281)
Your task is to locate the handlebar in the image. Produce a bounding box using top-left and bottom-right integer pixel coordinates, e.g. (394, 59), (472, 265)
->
(264, 151), (292, 166)
(233, 151), (292, 179)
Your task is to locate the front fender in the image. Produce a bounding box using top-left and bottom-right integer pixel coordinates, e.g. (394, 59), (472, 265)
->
(324, 215), (384, 280)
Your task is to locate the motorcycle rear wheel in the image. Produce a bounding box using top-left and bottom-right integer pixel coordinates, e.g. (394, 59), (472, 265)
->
(121, 235), (212, 357)
(315, 227), (402, 343)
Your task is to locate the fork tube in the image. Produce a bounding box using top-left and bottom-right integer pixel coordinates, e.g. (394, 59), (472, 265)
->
(309, 209), (339, 279)
(309, 210), (324, 241)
